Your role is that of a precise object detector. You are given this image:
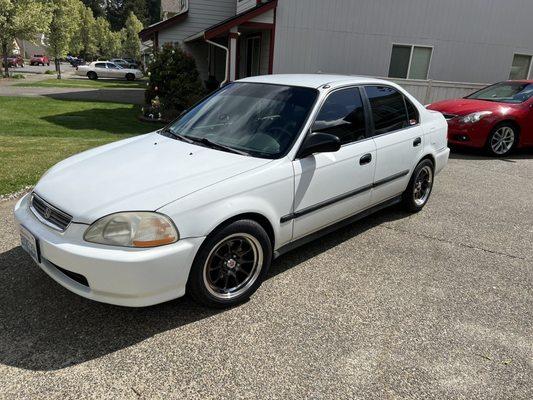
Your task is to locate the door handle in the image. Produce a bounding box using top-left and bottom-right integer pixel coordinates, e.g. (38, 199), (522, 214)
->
(359, 153), (372, 165)
(413, 137), (422, 147)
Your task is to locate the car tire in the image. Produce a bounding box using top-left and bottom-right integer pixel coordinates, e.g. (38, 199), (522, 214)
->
(485, 123), (518, 157)
(87, 71), (97, 80)
(187, 219), (272, 308)
(47, 63), (50, 66)
(125, 73), (135, 81)
(402, 159), (435, 213)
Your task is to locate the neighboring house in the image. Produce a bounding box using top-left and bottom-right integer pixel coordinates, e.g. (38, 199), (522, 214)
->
(15, 34), (47, 59)
(140, 0), (533, 99)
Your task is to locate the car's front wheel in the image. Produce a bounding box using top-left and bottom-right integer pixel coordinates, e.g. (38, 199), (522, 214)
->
(187, 220), (272, 308)
(486, 123), (518, 157)
(402, 159), (434, 213)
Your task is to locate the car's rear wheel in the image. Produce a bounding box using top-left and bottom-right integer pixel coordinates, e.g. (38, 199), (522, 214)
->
(125, 73), (135, 81)
(187, 220), (272, 308)
(402, 159), (434, 213)
(486, 123), (518, 157)
(87, 71), (97, 80)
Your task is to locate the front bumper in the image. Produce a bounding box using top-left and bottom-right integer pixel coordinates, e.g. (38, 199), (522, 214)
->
(447, 120), (491, 148)
(14, 194), (205, 307)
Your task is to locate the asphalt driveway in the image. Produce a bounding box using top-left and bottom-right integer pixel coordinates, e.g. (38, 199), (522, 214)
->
(0, 151), (531, 399)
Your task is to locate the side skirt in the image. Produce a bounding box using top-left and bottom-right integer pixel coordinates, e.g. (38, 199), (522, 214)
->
(273, 195), (402, 259)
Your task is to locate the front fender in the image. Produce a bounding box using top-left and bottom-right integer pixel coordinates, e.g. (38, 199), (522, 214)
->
(158, 159), (295, 250)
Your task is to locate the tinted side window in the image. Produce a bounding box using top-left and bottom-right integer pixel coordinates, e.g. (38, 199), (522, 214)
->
(312, 88), (366, 145)
(95, 63), (106, 68)
(405, 97), (419, 125)
(365, 86), (408, 135)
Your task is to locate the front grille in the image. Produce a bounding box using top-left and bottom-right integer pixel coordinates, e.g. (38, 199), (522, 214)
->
(443, 113), (458, 121)
(31, 193), (72, 231)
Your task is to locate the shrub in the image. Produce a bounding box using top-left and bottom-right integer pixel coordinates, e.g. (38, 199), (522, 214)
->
(144, 43), (205, 119)
(10, 73), (25, 79)
(44, 69), (55, 75)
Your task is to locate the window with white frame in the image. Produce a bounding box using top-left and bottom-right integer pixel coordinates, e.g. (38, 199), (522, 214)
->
(388, 44), (433, 80)
(509, 54), (532, 80)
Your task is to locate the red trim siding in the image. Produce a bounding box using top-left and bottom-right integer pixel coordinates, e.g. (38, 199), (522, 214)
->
(205, 0), (277, 40)
(240, 22), (274, 30)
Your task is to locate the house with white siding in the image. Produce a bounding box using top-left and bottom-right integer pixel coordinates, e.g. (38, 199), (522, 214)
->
(140, 0), (533, 101)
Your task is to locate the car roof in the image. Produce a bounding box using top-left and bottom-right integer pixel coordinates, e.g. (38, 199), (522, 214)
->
(238, 74), (393, 89)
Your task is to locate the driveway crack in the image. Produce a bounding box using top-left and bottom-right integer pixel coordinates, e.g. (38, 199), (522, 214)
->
(381, 225), (531, 262)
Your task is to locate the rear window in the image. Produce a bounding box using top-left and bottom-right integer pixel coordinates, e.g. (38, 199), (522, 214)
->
(95, 63), (106, 68)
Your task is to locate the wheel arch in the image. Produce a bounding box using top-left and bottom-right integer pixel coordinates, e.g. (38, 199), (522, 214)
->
(493, 119), (521, 136)
(208, 212), (276, 250)
(418, 153), (436, 169)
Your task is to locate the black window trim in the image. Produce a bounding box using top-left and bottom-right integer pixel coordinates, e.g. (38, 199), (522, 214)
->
(292, 83), (422, 160)
(298, 85), (372, 153)
(361, 84), (421, 139)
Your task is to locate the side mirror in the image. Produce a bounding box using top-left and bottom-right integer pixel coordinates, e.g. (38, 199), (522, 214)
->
(296, 132), (341, 158)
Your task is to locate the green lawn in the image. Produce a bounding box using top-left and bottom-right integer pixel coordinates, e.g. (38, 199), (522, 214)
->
(15, 78), (147, 89)
(0, 97), (163, 195)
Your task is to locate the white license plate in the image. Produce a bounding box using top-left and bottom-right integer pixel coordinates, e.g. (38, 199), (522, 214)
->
(20, 225), (40, 264)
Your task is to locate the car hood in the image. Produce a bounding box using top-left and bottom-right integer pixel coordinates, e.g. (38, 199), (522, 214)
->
(427, 98), (511, 116)
(34, 133), (272, 224)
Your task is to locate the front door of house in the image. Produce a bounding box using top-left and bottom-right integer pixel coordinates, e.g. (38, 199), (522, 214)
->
(245, 36), (261, 77)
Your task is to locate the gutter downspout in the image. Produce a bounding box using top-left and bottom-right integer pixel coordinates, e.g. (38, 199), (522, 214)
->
(205, 38), (229, 87)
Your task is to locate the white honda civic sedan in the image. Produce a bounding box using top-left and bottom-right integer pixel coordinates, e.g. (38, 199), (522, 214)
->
(14, 75), (449, 308)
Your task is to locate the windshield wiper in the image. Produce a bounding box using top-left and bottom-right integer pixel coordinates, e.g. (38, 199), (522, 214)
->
(159, 128), (193, 144)
(187, 137), (249, 156)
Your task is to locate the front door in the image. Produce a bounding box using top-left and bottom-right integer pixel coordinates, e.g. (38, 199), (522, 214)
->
(291, 87), (376, 239)
(363, 85), (425, 205)
(245, 35), (261, 77)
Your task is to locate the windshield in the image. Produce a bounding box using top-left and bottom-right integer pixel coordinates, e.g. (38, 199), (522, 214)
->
(162, 82), (318, 158)
(466, 82), (533, 103)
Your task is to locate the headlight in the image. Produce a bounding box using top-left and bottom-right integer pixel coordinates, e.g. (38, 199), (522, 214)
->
(84, 212), (179, 248)
(460, 111), (492, 124)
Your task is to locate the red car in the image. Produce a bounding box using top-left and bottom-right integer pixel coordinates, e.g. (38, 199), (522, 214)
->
(427, 81), (533, 156)
(30, 54), (50, 66)
(4, 54), (24, 67)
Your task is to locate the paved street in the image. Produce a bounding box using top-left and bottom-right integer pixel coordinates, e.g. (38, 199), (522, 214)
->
(0, 65), (145, 104)
(0, 151), (531, 399)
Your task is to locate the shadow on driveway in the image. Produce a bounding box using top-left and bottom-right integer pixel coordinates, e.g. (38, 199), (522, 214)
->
(0, 207), (407, 371)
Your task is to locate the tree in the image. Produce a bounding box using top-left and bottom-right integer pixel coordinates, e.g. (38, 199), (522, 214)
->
(93, 16), (115, 59)
(107, 0), (148, 31)
(80, 0), (105, 18)
(47, 0), (81, 79)
(69, 5), (97, 60)
(0, 0), (51, 77)
(122, 12), (143, 60)
(145, 43), (205, 119)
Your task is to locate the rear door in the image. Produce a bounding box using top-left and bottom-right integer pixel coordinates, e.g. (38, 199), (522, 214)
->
(364, 85), (425, 205)
(94, 62), (108, 78)
(106, 63), (122, 78)
(291, 87), (376, 239)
